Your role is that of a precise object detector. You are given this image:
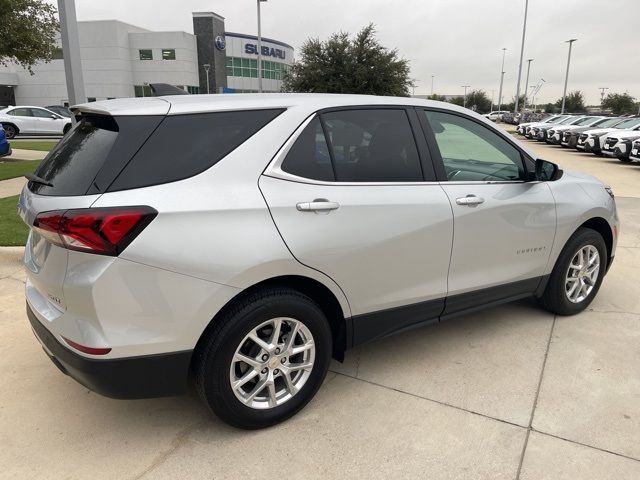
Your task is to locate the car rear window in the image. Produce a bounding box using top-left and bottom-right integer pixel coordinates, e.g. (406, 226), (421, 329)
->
(29, 109), (284, 196)
(30, 114), (164, 196)
(108, 109), (284, 191)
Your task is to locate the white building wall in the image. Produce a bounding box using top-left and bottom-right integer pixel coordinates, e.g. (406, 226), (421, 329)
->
(1, 20), (198, 106)
(129, 31), (198, 87)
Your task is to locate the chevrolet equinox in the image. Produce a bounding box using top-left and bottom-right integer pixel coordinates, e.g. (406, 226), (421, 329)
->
(19, 94), (618, 429)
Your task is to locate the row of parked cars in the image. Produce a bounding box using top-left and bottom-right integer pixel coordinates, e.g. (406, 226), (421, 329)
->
(515, 114), (640, 163)
(0, 105), (72, 139)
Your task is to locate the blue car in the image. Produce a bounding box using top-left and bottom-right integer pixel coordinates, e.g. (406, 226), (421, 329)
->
(0, 123), (11, 157)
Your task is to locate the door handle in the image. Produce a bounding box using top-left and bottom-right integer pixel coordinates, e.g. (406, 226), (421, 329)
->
(456, 195), (485, 206)
(296, 199), (340, 212)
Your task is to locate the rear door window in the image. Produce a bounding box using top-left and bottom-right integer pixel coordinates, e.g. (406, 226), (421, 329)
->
(280, 117), (334, 181)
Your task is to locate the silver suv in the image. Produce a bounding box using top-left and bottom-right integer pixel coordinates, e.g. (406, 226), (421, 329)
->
(19, 94), (618, 428)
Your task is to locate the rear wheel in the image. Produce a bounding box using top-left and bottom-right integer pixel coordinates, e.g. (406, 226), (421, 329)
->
(63, 124), (71, 135)
(619, 158), (631, 163)
(194, 288), (332, 429)
(540, 228), (607, 315)
(2, 124), (16, 139)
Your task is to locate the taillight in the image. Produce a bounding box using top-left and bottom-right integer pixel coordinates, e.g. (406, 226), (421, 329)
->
(33, 206), (157, 256)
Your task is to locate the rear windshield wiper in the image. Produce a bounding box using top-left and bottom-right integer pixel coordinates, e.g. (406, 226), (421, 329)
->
(25, 173), (54, 187)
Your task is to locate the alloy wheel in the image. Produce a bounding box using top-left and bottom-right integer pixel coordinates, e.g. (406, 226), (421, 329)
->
(229, 317), (315, 409)
(565, 245), (600, 303)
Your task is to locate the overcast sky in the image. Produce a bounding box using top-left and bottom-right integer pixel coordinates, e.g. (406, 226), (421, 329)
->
(57, 0), (639, 105)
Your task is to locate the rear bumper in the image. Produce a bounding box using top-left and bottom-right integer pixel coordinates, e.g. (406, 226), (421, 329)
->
(27, 303), (192, 399)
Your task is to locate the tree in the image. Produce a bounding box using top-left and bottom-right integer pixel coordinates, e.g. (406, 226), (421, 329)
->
(554, 90), (585, 113)
(602, 93), (636, 114)
(448, 96), (464, 107)
(427, 93), (446, 101)
(504, 95), (526, 112)
(541, 103), (558, 113)
(465, 89), (491, 113)
(0, 0), (59, 73)
(283, 24), (412, 96)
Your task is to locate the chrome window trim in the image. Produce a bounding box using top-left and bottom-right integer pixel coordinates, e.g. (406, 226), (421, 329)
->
(263, 112), (527, 187)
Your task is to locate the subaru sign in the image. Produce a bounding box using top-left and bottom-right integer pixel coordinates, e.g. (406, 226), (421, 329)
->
(244, 43), (286, 60)
(215, 36), (226, 51)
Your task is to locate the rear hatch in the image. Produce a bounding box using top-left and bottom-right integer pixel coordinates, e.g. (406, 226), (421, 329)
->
(18, 98), (170, 314)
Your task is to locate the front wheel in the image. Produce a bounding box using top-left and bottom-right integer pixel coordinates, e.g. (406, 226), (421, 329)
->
(194, 288), (332, 429)
(63, 124), (72, 135)
(540, 228), (607, 315)
(619, 158), (631, 163)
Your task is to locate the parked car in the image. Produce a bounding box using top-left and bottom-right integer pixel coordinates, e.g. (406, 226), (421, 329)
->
(531, 115), (582, 141)
(629, 139), (640, 163)
(561, 117), (623, 148)
(0, 106), (72, 138)
(601, 129), (640, 162)
(0, 123), (11, 157)
(523, 115), (569, 138)
(484, 110), (509, 122)
(19, 94), (618, 428)
(577, 118), (640, 155)
(516, 115), (560, 135)
(547, 116), (606, 145)
(45, 105), (72, 118)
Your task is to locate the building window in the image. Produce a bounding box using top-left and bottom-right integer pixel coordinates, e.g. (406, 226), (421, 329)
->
(87, 97), (96, 102)
(139, 49), (153, 60)
(225, 56), (287, 80)
(187, 86), (200, 94)
(134, 85), (153, 97)
(52, 47), (63, 59)
(162, 49), (176, 60)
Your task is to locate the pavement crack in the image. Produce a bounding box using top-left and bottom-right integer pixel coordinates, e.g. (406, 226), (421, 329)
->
(130, 417), (207, 480)
(333, 370), (527, 430)
(515, 314), (557, 480)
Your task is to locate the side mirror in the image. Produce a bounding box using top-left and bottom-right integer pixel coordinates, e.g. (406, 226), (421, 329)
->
(535, 158), (563, 181)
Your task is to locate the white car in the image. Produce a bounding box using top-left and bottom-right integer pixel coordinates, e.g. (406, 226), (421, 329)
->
(546, 116), (606, 145)
(629, 139), (640, 162)
(601, 129), (640, 162)
(516, 115), (562, 135)
(484, 110), (509, 122)
(577, 118), (640, 154)
(0, 106), (72, 138)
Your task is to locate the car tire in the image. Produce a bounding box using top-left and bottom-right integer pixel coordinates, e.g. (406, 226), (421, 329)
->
(540, 227), (607, 316)
(63, 124), (71, 135)
(2, 124), (17, 139)
(194, 287), (332, 429)
(618, 158), (631, 163)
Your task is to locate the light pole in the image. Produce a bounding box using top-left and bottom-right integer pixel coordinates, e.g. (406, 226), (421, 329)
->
(58, 0), (86, 105)
(257, 0), (268, 93)
(598, 87), (608, 110)
(514, 0), (529, 113)
(490, 90), (495, 111)
(561, 39), (577, 114)
(461, 85), (470, 108)
(529, 85), (536, 111)
(203, 64), (210, 94)
(431, 75), (434, 95)
(497, 48), (506, 111)
(523, 59), (533, 110)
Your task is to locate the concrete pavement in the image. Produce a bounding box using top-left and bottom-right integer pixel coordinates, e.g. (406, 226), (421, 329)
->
(0, 140), (639, 479)
(3, 148), (48, 161)
(0, 176), (26, 198)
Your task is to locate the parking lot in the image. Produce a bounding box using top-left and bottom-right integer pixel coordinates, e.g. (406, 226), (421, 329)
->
(0, 136), (639, 479)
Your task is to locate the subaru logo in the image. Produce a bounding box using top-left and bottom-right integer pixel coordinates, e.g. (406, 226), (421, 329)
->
(215, 36), (226, 51)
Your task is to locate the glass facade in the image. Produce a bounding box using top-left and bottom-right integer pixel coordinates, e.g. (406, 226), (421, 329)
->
(225, 56), (290, 80)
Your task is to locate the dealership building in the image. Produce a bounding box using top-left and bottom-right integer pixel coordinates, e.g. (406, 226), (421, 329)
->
(0, 11), (294, 107)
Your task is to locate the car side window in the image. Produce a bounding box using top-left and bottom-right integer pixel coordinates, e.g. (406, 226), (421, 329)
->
(322, 109), (423, 182)
(424, 110), (525, 182)
(281, 117), (334, 181)
(9, 108), (31, 117)
(31, 108), (53, 118)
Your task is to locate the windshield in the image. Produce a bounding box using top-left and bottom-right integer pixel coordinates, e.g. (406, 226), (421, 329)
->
(595, 118), (623, 128)
(573, 117), (600, 126)
(542, 116), (561, 123)
(615, 118), (640, 130)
